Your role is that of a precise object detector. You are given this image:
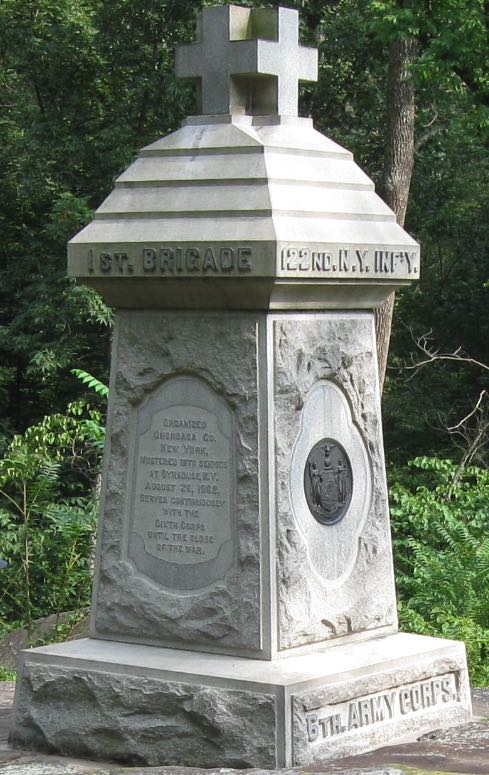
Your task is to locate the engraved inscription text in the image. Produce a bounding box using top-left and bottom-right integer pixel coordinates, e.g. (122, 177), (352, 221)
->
(304, 673), (459, 743)
(127, 377), (236, 589)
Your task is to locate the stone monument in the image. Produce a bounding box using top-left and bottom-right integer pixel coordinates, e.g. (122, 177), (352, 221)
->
(10, 5), (472, 768)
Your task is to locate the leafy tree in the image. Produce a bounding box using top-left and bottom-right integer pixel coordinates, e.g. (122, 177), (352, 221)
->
(0, 0), (198, 441)
(384, 93), (489, 463)
(1, 0), (486, 463)
(366, 0), (489, 386)
(391, 456), (489, 685)
(0, 390), (104, 636)
(0, 0), (113, 439)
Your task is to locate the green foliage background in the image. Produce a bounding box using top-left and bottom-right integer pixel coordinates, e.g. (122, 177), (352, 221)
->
(0, 388), (104, 635)
(391, 457), (489, 686)
(0, 0), (488, 682)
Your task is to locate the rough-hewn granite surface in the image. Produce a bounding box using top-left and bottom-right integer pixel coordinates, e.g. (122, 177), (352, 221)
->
(92, 311), (399, 656)
(92, 311), (263, 654)
(273, 313), (397, 650)
(10, 665), (277, 768)
(292, 652), (471, 764)
(4, 680), (486, 773)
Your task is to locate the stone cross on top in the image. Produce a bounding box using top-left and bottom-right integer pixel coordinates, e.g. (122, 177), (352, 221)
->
(175, 4), (318, 117)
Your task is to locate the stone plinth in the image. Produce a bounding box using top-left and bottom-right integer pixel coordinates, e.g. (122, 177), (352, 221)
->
(11, 634), (471, 768)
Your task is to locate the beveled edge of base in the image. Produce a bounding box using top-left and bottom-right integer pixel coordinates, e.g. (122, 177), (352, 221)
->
(14, 631), (468, 692)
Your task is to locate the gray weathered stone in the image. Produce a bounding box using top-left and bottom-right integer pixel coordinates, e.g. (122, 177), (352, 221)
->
(274, 314), (396, 650)
(88, 311), (396, 657)
(10, 634), (471, 768)
(291, 652), (471, 764)
(67, 114), (420, 310)
(9, 4), (473, 768)
(12, 665), (276, 767)
(175, 6), (317, 117)
(91, 311), (263, 654)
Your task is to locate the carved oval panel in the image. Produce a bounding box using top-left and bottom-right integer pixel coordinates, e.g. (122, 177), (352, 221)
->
(290, 380), (371, 584)
(125, 376), (236, 590)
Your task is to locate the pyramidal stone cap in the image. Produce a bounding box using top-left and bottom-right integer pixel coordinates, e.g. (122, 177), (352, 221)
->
(67, 4), (420, 311)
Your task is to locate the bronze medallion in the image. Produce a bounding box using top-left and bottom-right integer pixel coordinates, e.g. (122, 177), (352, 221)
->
(304, 438), (353, 525)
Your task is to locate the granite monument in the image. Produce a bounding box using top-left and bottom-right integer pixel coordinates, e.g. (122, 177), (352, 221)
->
(10, 4), (472, 767)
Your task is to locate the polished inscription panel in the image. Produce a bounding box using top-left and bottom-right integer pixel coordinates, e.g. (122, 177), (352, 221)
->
(126, 376), (236, 590)
(304, 438), (352, 525)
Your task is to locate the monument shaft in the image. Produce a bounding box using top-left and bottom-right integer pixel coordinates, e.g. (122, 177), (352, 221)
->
(89, 310), (396, 657)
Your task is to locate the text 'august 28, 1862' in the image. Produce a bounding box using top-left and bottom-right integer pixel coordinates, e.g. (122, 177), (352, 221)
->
(129, 379), (235, 569)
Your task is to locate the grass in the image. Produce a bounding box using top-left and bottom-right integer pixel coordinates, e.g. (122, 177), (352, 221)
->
(0, 666), (16, 681)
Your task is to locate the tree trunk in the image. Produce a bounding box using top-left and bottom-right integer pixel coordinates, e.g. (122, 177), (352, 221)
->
(375, 36), (417, 391)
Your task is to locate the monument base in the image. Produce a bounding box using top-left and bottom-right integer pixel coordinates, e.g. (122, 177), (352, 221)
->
(10, 632), (471, 768)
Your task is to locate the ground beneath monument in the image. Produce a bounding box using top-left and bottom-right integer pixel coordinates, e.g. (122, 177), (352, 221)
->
(1, 682), (488, 775)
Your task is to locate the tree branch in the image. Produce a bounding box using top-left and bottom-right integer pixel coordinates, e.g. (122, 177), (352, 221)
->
(447, 390), (488, 432)
(404, 331), (489, 380)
